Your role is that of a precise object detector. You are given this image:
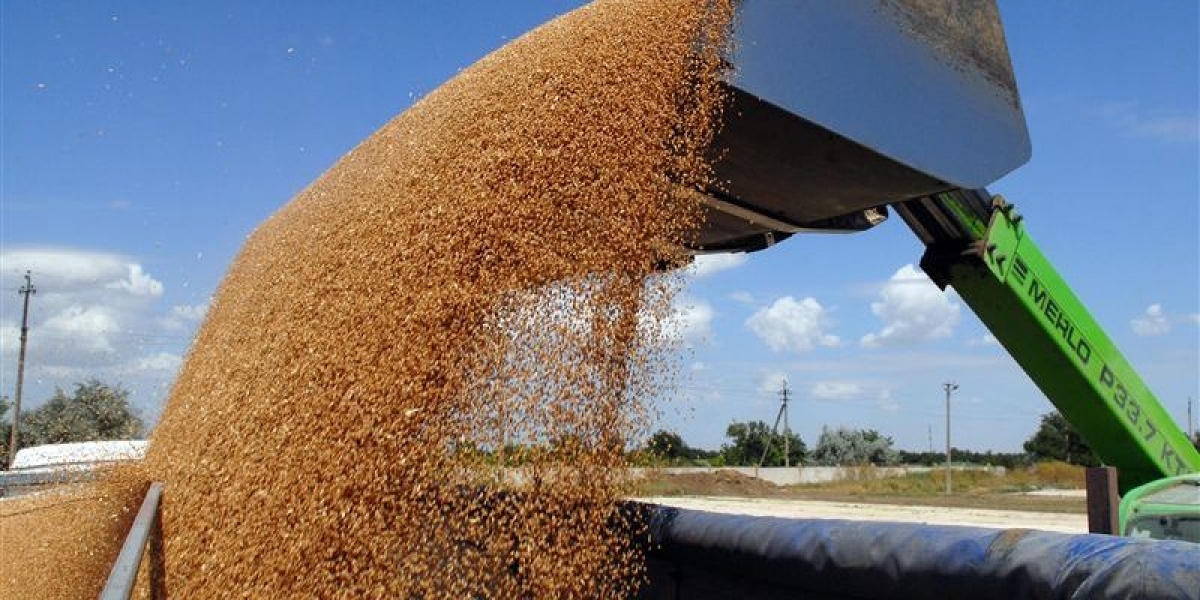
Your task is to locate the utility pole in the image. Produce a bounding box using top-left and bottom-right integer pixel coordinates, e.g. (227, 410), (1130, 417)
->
(758, 377), (792, 468)
(928, 424), (934, 453)
(1188, 397), (1194, 441)
(7, 271), (35, 469)
(782, 380), (791, 468)
(943, 381), (958, 495)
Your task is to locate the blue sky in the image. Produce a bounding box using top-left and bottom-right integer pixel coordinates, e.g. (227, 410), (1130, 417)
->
(2, 1), (1196, 453)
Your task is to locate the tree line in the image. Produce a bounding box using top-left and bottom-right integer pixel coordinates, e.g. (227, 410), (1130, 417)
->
(638, 410), (1200, 468)
(640, 422), (899, 468)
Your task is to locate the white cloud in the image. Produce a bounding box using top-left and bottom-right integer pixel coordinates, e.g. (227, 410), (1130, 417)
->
(0, 248), (172, 365)
(106, 264), (164, 297)
(860, 264), (960, 348)
(810, 381), (863, 401)
(686, 253), (747, 279)
(746, 296), (840, 352)
(1131, 304), (1170, 336)
(41, 305), (121, 354)
(1188, 313), (1200, 326)
(1, 247), (165, 314)
(2, 247), (128, 290)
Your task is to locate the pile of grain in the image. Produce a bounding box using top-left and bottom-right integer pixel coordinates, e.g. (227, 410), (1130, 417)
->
(2, 1), (732, 597)
(0, 467), (147, 598)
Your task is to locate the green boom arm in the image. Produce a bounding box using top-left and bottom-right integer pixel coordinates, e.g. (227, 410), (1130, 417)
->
(896, 190), (1200, 493)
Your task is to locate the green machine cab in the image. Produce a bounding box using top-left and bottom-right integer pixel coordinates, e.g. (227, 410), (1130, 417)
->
(1120, 474), (1200, 542)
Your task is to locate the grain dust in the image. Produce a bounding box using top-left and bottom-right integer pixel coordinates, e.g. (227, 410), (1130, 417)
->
(2, 1), (732, 597)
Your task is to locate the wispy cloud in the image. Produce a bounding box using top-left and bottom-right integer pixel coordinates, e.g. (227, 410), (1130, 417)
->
(807, 380), (900, 413)
(810, 381), (863, 401)
(1094, 101), (1199, 143)
(876, 389), (899, 413)
(729, 291), (755, 305)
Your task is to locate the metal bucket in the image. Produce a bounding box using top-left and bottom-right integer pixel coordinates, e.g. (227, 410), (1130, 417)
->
(695, 0), (1030, 252)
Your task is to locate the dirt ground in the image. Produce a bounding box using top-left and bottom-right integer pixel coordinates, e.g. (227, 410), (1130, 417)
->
(633, 470), (1088, 534)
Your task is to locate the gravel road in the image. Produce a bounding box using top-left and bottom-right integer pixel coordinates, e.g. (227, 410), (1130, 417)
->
(641, 496), (1088, 534)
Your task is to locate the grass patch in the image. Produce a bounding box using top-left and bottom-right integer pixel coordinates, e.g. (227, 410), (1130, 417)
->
(633, 462), (1089, 514)
(782, 462), (1086, 497)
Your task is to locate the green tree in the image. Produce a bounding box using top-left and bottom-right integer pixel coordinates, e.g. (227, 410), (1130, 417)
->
(20, 380), (145, 446)
(1023, 411), (1099, 467)
(646, 429), (686, 461)
(811, 426), (898, 466)
(719, 420), (806, 467)
(1, 396), (11, 467)
(896, 448), (1029, 469)
(641, 429), (718, 465)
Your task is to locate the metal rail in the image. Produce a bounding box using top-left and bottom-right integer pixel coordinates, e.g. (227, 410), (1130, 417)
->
(100, 482), (166, 600)
(0, 468), (94, 496)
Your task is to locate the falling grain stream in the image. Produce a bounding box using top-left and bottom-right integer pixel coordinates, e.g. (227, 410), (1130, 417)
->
(1, 1), (732, 597)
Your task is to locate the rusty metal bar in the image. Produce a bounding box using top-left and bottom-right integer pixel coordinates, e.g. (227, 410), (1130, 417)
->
(100, 481), (165, 600)
(1085, 467), (1120, 535)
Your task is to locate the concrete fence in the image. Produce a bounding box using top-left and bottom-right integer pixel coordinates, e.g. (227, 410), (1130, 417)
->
(631, 465), (1006, 486)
